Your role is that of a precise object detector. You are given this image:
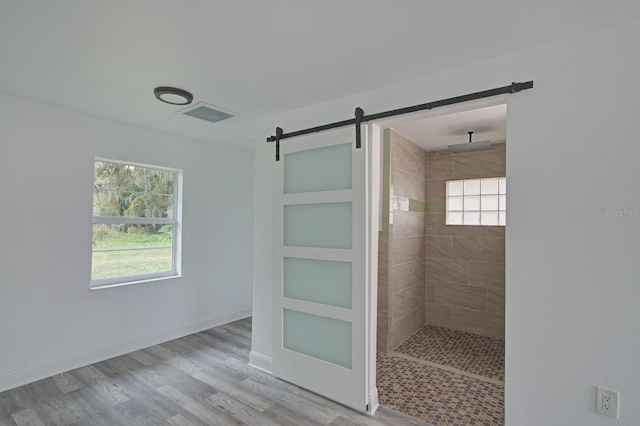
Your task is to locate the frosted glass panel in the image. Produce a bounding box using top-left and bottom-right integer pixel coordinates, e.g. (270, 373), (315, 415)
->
(284, 258), (352, 308)
(284, 203), (352, 249)
(481, 211), (499, 226)
(284, 143), (352, 194)
(464, 180), (481, 195)
(283, 309), (352, 369)
(499, 178), (507, 194)
(464, 211), (480, 225)
(481, 179), (499, 194)
(448, 196), (463, 211)
(481, 195), (499, 210)
(465, 196), (480, 211)
(448, 181), (463, 196)
(499, 211), (506, 226)
(448, 212), (463, 225)
(499, 194), (506, 211)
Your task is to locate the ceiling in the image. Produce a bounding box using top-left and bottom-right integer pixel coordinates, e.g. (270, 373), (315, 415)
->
(1, 1), (640, 148)
(390, 104), (507, 152)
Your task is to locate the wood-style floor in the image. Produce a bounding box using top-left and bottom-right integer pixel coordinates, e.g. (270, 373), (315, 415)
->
(0, 318), (432, 426)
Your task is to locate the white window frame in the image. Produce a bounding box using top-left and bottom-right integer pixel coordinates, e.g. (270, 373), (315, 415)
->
(91, 158), (182, 289)
(446, 177), (506, 226)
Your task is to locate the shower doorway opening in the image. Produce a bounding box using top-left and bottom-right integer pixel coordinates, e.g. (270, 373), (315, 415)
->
(373, 98), (507, 426)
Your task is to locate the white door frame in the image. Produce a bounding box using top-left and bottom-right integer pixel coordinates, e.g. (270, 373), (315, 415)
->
(365, 122), (381, 414)
(366, 94), (509, 412)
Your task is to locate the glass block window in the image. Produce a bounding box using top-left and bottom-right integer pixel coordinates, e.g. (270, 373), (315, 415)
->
(446, 177), (506, 226)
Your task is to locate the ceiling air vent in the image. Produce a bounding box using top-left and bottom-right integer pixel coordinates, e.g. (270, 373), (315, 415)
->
(178, 102), (236, 124)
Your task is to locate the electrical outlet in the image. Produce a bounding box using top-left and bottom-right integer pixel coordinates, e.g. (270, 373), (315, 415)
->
(596, 387), (619, 418)
(603, 394), (612, 411)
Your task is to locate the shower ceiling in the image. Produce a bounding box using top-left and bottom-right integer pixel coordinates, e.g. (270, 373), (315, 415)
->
(389, 104), (507, 152)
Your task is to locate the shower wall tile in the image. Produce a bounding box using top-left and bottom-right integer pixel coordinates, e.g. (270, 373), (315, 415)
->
(487, 226), (505, 238)
(379, 237), (389, 265)
(377, 324), (388, 352)
(452, 237), (505, 263)
(394, 288), (408, 314)
(392, 236), (425, 265)
(453, 149), (506, 179)
(392, 280), (425, 321)
(436, 214), (489, 237)
(396, 134), (427, 156)
(378, 290), (388, 314)
(426, 201), (446, 214)
(377, 130), (396, 353)
(431, 148), (453, 157)
(425, 235), (453, 259)
(382, 130), (428, 351)
(401, 307), (418, 330)
(393, 259), (425, 291)
(427, 157), (454, 180)
(394, 169), (426, 201)
(391, 320), (401, 349)
(378, 309), (389, 329)
(402, 286), (420, 315)
(426, 179), (446, 203)
(393, 262), (413, 292)
(426, 213), (439, 235)
(378, 270), (389, 314)
(424, 142), (505, 339)
(468, 262), (505, 288)
(435, 283), (486, 312)
(393, 210), (427, 237)
(411, 258), (426, 284)
(400, 310), (420, 343)
(392, 314), (419, 349)
(425, 258), (469, 284)
(426, 281), (436, 303)
(426, 303), (452, 328)
(451, 307), (505, 339)
(379, 262), (389, 285)
(377, 237), (391, 353)
(406, 282), (424, 311)
(486, 288), (505, 314)
(393, 139), (427, 178)
(416, 301), (425, 326)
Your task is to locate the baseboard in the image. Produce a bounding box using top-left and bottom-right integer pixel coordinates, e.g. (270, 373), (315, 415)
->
(0, 309), (251, 393)
(248, 350), (273, 374)
(368, 386), (380, 415)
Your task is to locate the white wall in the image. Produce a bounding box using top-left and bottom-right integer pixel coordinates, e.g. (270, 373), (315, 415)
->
(0, 93), (254, 392)
(252, 18), (640, 425)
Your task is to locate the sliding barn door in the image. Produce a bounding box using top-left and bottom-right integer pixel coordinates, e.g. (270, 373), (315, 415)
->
(273, 126), (369, 412)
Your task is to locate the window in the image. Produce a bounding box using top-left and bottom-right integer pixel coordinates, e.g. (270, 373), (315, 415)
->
(91, 159), (181, 288)
(446, 177), (506, 226)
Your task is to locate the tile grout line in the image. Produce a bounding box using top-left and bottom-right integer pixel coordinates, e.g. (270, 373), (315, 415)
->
(388, 351), (505, 387)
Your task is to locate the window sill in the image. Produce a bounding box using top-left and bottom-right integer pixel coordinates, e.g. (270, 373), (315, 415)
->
(90, 274), (182, 290)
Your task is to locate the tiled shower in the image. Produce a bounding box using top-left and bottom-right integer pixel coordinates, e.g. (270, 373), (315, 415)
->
(377, 128), (506, 353)
(377, 129), (427, 352)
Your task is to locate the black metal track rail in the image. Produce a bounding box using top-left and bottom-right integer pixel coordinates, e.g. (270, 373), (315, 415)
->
(268, 81), (533, 160)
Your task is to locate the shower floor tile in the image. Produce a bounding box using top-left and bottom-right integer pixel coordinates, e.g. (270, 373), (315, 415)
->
(377, 325), (505, 425)
(377, 352), (504, 426)
(394, 324), (505, 382)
